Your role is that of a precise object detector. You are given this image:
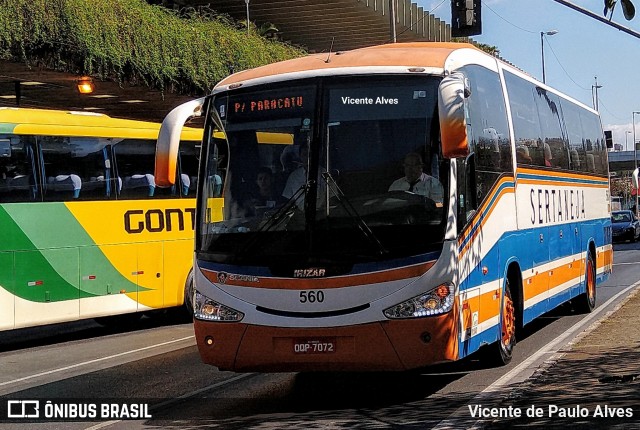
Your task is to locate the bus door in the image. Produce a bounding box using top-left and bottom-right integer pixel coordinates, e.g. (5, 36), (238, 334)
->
(135, 241), (164, 310)
(547, 220), (574, 305)
(525, 221), (550, 322)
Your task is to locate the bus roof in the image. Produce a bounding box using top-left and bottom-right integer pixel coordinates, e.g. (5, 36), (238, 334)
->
(217, 42), (479, 88)
(0, 107), (203, 141)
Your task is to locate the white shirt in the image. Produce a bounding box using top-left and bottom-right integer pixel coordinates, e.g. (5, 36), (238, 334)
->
(282, 167), (326, 209)
(388, 172), (444, 202)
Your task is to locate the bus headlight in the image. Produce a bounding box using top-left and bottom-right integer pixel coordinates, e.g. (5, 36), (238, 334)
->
(383, 283), (454, 319)
(194, 290), (244, 322)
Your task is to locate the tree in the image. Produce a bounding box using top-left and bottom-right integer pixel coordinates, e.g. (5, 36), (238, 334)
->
(604, 0), (636, 20)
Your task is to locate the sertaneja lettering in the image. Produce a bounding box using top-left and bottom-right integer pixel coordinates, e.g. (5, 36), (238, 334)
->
(530, 188), (586, 225)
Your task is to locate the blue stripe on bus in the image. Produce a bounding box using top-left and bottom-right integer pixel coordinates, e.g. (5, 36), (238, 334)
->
(458, 179), (515, 253)
(516, 173), (608, 186)
(458, 322), (499, 358)
(459, 217), (610, 292)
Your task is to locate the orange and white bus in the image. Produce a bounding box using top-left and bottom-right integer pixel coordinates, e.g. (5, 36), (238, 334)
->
(156, 42), (613, 371)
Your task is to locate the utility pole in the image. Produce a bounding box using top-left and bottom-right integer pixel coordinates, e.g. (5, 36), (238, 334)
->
(389, 0), (397, 43)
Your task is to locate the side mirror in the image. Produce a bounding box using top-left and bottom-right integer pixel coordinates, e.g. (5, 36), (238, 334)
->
(155, 98), (205, 187)
(438, 72), (470, 159)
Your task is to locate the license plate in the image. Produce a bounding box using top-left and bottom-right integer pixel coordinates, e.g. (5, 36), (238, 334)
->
(293, 338), (336, 354)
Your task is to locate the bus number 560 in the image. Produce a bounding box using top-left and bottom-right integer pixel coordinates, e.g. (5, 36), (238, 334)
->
(299, 290), (324, 303)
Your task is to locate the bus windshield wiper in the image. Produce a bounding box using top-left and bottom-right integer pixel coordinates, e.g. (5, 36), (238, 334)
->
(234, 183), (307, 260)
(322, 171), (388, 256)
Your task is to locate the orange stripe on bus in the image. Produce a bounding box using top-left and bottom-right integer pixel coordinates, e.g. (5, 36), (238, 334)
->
(517, 178), (608, 189)
(459, 183), (513, 259)
(516, 167), (609, 183)
(460, 288), (501, 332)
(523, 259), (584, 302)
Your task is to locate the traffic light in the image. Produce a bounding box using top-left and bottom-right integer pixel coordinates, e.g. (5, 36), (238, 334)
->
(604, 130), (613, 149)
(451, 0), (482, 37)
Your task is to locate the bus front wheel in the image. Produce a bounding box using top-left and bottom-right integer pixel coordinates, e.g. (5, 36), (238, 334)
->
(487, 279), (516, 366)
(183, 270), (195, 318)
(574, 252), (596, 314)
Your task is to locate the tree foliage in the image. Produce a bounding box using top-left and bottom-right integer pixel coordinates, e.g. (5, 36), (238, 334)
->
(0, 0), (306, 95)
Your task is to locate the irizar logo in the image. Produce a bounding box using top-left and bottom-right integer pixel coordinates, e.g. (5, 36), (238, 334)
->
(293, 268), (326, 278)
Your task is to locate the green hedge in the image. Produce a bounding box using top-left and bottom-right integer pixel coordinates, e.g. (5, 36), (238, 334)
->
(0, 0), (306, 93)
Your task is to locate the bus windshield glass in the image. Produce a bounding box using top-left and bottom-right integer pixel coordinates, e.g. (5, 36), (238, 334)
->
(201, 76), (447, 265)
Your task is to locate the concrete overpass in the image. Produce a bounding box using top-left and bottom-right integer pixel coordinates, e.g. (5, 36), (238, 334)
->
(608, 150), (639, 173)
(175, 0), (451, 53)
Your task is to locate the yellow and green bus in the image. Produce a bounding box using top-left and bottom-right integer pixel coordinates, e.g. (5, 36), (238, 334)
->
(0, 107), (203, 331)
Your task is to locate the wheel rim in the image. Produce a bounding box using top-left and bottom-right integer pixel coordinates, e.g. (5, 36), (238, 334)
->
(501, 293), (515, 348)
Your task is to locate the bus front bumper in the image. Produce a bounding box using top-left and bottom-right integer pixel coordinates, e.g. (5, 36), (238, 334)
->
(193, 315), (458, 372)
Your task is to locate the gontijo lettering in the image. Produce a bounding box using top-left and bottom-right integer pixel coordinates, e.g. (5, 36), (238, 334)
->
(124, 208), (196, 233)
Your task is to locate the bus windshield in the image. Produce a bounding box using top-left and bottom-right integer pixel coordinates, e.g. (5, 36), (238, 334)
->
(200, 76), (447, 266)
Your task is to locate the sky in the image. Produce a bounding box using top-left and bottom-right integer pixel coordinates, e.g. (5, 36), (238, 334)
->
(420, 0), (640, 151)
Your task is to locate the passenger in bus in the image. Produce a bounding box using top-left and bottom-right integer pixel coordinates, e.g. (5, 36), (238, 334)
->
(281, 144), (326, 209)
(516, 146), (532, 164)
(233, 167), (279, 217)
(1, 163), (23, 193)
(543, 143), (553, 167)
(252, 167), (278, 208)
(388, 152), (443, 205)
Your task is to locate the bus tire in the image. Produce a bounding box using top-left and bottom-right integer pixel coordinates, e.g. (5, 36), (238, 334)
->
(183, 270), (195, 318)
(575, 252), (596, 314)
(487, 279), (516, 366)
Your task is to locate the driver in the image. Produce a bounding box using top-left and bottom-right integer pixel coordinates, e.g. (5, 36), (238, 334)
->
(389, 152), (443, 205)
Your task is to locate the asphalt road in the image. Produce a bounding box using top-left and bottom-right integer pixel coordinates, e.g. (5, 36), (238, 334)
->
(0, 242), (638, 430)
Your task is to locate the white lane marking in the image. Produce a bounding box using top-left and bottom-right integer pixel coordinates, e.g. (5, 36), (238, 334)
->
(83, 373), (256, 430)
(0, 336), (194, 388)
(433, 281), (640, 430)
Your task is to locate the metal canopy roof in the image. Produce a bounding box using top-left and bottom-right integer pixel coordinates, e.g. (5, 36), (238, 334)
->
(0, 0), (452, 123)
(0, 62), (196, 123)
(181, 0), (451, 53)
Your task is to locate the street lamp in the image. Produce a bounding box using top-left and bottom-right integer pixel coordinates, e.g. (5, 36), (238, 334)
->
(541, 30), (558, 84)
(591, 76), (602, 111)
(633, 111), (640, 215)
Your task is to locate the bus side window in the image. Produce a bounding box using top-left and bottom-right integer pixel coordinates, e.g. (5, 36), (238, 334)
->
(0, 137), (39, 202)
(178, 143), (200, 197)
(113, 139), (162, 199)
(462, 64), (511, 205)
